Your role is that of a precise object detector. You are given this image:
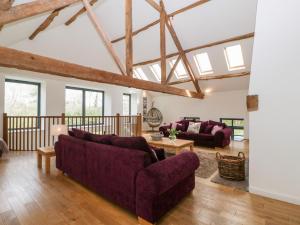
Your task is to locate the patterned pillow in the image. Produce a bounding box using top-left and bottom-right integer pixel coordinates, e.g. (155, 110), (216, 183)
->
(187, 122), (201, 133)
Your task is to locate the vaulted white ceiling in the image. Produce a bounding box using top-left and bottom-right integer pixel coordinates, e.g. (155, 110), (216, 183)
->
(0, 0), (258, 93)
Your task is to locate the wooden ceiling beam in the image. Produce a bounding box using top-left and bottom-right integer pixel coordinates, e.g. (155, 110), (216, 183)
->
(29, 6), (67, 40)
(159, 0), (166, 84)
(65, 0), (97, 26)
(161, 1), (202, 94)
(0, 0), (14, 11)
(125, 0), (133, 77)
(166, 56), (180, 83)
(0, 0), (80, 26)
(0, 46), (204, 99)
(111, 0), (210, 43)
(82, 0), (126, 75)
(168, 72), (251, 85)
(133, 32), (255, 67)
(145, 0), (161, 12)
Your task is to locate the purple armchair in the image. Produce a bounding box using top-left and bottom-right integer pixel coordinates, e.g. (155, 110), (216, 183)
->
(159, 120), (232, 148)
(55, 135), (199, 224)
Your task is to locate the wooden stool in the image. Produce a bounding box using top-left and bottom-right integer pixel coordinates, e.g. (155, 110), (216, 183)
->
(37, 146), (56, 174)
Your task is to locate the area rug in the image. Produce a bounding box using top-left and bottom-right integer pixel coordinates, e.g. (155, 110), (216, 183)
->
(211, 159), (249, 192)
(166, 151), (218, 179)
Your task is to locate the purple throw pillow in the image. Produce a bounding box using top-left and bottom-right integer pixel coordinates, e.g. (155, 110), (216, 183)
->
(72, 128), (90, 139)
(68, 130), (75, 137)
(209, 120), (225, 128)
(87, 134), (116, 145)
(111, 136), (158, 163)
(200, 121), (208, 133)
(204, 124), (214, 134)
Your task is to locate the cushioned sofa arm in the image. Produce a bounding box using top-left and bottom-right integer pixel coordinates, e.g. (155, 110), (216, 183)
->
(214, 127), (232, 147)
(136, 152), (199, 223)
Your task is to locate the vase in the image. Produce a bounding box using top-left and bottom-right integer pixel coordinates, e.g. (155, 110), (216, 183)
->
(169, 134), (176, 140)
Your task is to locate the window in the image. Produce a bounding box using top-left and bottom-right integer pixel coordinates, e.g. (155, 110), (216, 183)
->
(224, 44), (245, 71)
(123, 94), (131, 116)
(149, 64), (161, 81)
(65, 87), (104, 125)
(220, 118), (244, 141)
(5, 79), (41, 116)
(169, 59), (189, 79)
(133, 67), (148, 80)
(194, 52), (213, 75)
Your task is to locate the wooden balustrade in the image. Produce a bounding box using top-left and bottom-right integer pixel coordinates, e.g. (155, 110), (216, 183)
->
(2, 113), (143, 151)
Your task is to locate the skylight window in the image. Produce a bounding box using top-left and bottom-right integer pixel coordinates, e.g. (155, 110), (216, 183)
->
(133, 67), (148, 80)
(194, 52), (213, 75)
(169, 59), (189, 79)
(224, 44), (245, 71)
(150, 64), (161, 81)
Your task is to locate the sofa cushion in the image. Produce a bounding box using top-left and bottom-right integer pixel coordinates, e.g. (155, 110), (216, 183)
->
(211, 125), (223, 135)
(68, 130), (75, 137)
(209, 120), (226, 128)
(87, 134), (116, 145)
(200, 121), (208, 133)
(187, 122), (201, 133)
(176, 120), (190, 132)
(111, 136), (158, 163)
(204, 124), (214, 134)
(72, 128), (90, 139)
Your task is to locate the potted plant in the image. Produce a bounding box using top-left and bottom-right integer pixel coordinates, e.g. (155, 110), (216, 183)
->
(168, 128), (180, 140)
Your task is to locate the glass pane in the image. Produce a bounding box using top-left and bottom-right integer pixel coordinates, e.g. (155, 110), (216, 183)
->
(65, 89), (83, 116)
(233, 120), (244, 127)
(224, 44), (245, 70)
(85, 91), (103, 116)
(133, 67), (148, 80)
(170, 59), (188, 79)
(221, 119), (233, 126)
(194, 52), (213, 75)
(123, 94), (131, 116)
(150, 64), (161, 81)
(234, 129), (244, 136)
(5, 81), (39, 116)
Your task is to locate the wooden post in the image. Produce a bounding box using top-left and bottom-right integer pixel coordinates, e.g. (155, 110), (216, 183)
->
(116, 113), (120, 136)
(61, 113), (65, 125)
(136, 113), (142, 136)
(3, 113), (8, 144)
(125, 0), (133, 77)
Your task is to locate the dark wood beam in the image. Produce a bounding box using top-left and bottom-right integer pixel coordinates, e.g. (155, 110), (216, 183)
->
(168, 72), (251, 85)
(0, 0), (80, 26)
(133, 33), (255, 67)
(0, 0), (14, 11)
(65, 0), (97, 26)
(111, 0), (210, 43)
(125, 0), (133, 76)
(0, 46), (204, 99)
(82, 0), (126, 75)
(29, 6), (67, 40)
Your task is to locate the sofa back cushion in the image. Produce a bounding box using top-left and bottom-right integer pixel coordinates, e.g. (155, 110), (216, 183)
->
(200, 121), (208, 133)
(176, 120), (190, 132)
(87, 134), (116, 145)
(72, 128), (90, 139)
(204, 124), (214, 134)
(111, 136), (158, 163)
(208, 120), (226, 128)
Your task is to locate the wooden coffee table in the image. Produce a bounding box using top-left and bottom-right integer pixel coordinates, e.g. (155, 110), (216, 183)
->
(37, 146), (56, 174)
(146, 136), (194, 155)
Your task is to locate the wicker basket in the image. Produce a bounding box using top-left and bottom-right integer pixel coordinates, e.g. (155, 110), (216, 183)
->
(216, 152), (246, 181)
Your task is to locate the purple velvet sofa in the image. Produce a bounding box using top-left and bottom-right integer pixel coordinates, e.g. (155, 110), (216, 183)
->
(55, 134), (199, 224)
(159, 120), (232, 148)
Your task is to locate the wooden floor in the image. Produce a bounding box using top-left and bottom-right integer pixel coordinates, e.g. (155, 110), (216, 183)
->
(1, 142), (300, 225)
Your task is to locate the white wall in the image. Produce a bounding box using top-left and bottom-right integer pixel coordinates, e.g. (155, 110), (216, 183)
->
(152, 90), (249, 138)
(249, 0), (300, 205)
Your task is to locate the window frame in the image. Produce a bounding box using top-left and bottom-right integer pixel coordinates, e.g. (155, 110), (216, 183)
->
(133, 67), (149, 81)
(149, 64), (162, 82)
(193, 52), (214, 75)
(122, 93), (132, 116)
(5, 78), (41, 117)
(224, 44), (246, 71)
(65, 86), (105, 119)
(220, 118), (244, 141)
